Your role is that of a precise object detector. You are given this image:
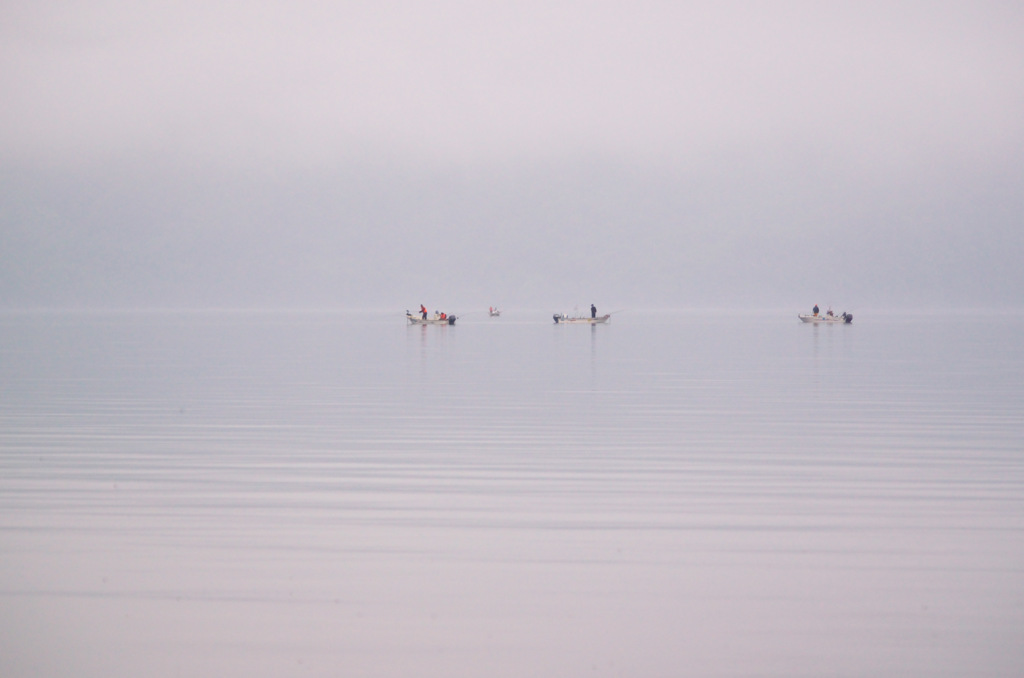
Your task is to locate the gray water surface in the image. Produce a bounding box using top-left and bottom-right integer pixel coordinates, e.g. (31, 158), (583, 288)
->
(2, 309), (1022, 677)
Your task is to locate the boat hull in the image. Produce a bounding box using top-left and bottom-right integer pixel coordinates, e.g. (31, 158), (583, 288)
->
(407, 314), (456, 325)
(553, 314), (611, 324)
(799, 313), (852, 324)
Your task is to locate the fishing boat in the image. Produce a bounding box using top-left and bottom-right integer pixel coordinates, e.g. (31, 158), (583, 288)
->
(799, 311), (852, 324)
(553, 313), (611, 325)
(489, 307), (501, 317)
(407, 312), (456, 325)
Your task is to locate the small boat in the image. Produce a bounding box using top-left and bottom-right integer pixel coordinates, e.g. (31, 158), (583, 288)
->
(407, 312), (456, 325)
(489, 307), (501, 317)
(799, 311), (852, 324)
(553, 313), (611, 325)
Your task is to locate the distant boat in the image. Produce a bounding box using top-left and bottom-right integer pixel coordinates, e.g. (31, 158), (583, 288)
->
(799, 311), (852, 324)
(553, 313), (610, 325)
(407, 312), (456, 325)
(489, 307), (501, 317)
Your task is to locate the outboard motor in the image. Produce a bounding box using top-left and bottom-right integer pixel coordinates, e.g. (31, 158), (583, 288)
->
(843, 312), (853, 324)
(553, 313), (562, 324)
(447, 315), (457, 325)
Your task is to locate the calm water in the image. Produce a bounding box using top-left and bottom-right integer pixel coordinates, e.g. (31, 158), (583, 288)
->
(2, 309), (1022, 677)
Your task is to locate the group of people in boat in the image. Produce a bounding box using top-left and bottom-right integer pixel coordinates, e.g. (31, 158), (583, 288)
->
(418, 304), (450, 321)
(811, 304), (836, 317)
(809, 304), (853, 323)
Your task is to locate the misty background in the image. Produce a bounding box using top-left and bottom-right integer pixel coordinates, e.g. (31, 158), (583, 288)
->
(2, 1), (1022, 311)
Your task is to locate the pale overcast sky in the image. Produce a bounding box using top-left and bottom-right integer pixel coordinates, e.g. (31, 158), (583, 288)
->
(2, 1), (1022, 310)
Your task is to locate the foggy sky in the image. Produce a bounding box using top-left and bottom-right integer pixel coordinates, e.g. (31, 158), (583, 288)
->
(2, 1), (1022, 310)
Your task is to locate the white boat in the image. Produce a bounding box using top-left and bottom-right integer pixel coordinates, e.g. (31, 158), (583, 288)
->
(407, 312), (456, 325)
(799, 312), (852, 324)
(553, 313), (611, 325)
(489, 307), (501, 317)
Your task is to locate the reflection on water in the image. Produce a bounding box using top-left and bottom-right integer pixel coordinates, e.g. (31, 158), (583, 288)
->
(1, 309), (1023, 678)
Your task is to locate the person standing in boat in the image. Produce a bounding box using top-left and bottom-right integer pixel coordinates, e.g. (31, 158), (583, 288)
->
(591, 304), (597, 318)
(420, 304), (428, 320)
(813, 304), (819, 316)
